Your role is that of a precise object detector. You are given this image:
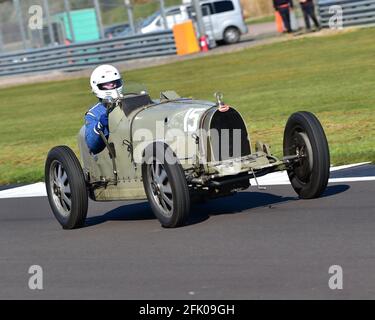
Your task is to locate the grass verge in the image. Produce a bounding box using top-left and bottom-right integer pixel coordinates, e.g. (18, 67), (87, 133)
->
(245, 15), (275, 25)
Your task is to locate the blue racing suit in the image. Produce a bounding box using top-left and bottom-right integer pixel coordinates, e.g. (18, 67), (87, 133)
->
(84, 102), (109, 154)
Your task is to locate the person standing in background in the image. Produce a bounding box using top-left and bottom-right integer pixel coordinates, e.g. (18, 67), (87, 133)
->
(273, 0), (294, 33)
(299, 0), (321, 31)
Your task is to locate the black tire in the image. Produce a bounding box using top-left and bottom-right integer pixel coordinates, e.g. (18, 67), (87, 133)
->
(283, 111), (330, 199)
(142, 143), (190, 228)
(223, 26), (240, 44)
(45, 146), (88, 229)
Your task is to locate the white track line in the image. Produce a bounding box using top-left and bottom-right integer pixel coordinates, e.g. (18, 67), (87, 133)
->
(329, 162), (371, 172)
(249, 171), (375, 186)
(0, 163), (373, 199)
(328, 177), (375, 183)
(0, 182), (47, 199)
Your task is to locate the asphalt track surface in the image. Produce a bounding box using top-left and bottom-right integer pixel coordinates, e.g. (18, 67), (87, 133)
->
(0, 165), (374, 299)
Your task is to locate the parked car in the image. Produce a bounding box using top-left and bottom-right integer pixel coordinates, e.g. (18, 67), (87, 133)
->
(104, 23), (131, 38)
(140, 6), (189, 34)
(187, 0), (248, 44)
(45, 90), (330, 229)
(140, 0), (248, 44)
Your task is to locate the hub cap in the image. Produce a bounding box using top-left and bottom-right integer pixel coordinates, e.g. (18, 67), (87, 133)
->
(148, 161), (173, 217)
(292, 131), (313, 183)
(225, 29), (238, 42)
(49, 160), (71, 217)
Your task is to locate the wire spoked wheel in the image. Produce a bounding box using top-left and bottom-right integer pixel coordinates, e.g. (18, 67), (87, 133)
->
(142, 142), (190, 228)
(45, 146), (88, 229)
(284, 111), (330, 199)
(50, 160), (72, 216)
(147, 160), (173, 218)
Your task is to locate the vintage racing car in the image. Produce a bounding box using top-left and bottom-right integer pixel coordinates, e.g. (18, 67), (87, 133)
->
(45, 90), (330, 229)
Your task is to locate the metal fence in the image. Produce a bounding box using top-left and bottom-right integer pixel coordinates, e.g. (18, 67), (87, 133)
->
(319, 0), (375, 27)
(0, 30), (176, 77)
(0, 0), (181, 53)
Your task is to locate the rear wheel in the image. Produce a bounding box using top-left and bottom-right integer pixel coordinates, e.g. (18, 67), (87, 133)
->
(142, 143), (190, 228)
(45, 146), (88, 229)
(223, 27), (240, 44)
(283, 111), (330, 199)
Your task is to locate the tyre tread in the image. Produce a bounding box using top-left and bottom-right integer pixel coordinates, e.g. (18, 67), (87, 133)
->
(284, 111), (330, 199)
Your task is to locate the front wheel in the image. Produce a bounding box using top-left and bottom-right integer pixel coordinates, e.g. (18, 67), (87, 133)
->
(45, 146), (88, 229)
(142, 143), (190, 228)
(283, 111), (330, 199)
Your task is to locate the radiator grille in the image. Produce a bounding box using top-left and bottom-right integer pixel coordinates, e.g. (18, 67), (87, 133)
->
(209, 108), (251, 161)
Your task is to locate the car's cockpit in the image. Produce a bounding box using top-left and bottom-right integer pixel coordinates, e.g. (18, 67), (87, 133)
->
(120, 93), (153, 117)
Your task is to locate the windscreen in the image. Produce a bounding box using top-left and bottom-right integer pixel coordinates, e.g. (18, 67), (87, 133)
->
(122, 81), (149, 96)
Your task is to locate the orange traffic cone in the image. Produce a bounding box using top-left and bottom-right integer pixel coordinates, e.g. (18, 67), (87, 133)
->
(199, 35), (209, 52)
(275, 11), (284, 33)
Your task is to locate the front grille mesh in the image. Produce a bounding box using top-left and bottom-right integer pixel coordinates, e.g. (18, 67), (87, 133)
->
(209, 108), (250, 161)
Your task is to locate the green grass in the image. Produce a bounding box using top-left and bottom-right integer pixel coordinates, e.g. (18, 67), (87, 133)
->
(1, 28), (375, 184)
(245, 15), (275, 25)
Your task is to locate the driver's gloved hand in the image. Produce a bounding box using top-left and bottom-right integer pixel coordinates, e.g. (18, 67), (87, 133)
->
(96, 114), (108, 131)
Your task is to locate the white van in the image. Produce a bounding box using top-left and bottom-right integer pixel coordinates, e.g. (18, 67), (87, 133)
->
(140, 0), (248, 44)
(140, 6), (189, 34)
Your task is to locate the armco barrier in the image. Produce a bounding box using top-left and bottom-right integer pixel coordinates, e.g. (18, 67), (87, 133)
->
(0, 30), (176, 77)
(318, 0), (375, 28)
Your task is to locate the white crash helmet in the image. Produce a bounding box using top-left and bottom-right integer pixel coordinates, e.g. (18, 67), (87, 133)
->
(90, 64), (123, 99)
